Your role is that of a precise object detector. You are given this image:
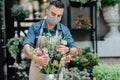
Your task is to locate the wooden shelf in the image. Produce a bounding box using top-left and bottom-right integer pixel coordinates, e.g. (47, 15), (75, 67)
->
(70, 28), (95, 32)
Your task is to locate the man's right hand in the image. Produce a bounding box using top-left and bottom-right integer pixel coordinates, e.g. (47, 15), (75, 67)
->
(23, 44), (50, 67)
(32, 55), (49, 67)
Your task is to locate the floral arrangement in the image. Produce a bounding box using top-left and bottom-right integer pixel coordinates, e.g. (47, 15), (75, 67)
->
(32, 32), (72, 74)
(68, 47), (99, 74)
(74, 16), (92, 30)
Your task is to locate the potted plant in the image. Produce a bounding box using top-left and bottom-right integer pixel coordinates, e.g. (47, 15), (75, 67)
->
(92, 63), (120, 80)
(100, 0), (120, 40)
(11, 5), (29, 21)
(74, 15), (92, 30)
(68, 47), (99, 75)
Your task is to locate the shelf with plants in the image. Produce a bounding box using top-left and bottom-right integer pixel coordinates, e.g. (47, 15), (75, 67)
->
(67, 0), (98, 53)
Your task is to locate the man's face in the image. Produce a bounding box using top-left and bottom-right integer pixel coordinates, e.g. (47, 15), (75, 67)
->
(46, 5), (64, 19)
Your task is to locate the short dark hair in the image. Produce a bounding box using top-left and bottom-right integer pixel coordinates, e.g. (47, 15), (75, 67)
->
(49, 0), (64, 8)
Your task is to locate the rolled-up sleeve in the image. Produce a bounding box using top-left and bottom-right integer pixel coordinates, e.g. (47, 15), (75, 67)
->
(23, 24), (36, 47)
(61, 24), (77, 48)
(66, 28), (77, 48)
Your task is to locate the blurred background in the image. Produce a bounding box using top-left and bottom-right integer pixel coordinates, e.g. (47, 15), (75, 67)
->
(0, 0), (120, 80)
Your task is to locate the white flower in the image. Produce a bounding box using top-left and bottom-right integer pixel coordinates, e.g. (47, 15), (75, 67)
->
(61, 39), (67, 46)
(42, 48), (48, 53)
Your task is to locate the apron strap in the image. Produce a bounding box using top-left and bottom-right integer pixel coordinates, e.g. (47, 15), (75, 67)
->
(37, 21), (61, 48)
(39, 20), (45, 36)
(55, 30), (58, 37)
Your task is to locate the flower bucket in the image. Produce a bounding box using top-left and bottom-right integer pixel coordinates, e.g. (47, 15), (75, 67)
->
(42, 74), (59, 80)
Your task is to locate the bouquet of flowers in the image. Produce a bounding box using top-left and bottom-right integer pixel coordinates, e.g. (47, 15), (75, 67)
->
(32, 32), (72, 74)
(74, 16), (92, 30)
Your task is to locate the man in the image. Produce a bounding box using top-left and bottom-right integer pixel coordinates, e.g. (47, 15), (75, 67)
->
(23, 1), (78, 80)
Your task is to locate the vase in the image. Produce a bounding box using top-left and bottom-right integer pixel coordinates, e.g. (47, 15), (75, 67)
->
(42, 74), (59, 80)
(102, 4), (120, 40)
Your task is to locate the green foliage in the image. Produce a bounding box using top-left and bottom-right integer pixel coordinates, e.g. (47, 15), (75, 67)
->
(11, 5), (29, 20)
(7, 36), (29, 80)
(33, 32), (68, 74)
(101, 0), (119, 7)
(92, 63), (120, 80)
(68, 47), (99, 74)
(7, 36), (24, 59)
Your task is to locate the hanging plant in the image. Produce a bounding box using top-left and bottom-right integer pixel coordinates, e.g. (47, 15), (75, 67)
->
(7, 36), (24, 60)
(74, 16), (92, 30)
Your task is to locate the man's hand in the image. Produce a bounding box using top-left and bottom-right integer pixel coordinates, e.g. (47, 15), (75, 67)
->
(32, 55), (49, 67)
(56, 45), (69, 55)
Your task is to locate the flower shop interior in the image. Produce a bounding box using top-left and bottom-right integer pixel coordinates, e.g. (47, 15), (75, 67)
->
(1, 0), (120, 80)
